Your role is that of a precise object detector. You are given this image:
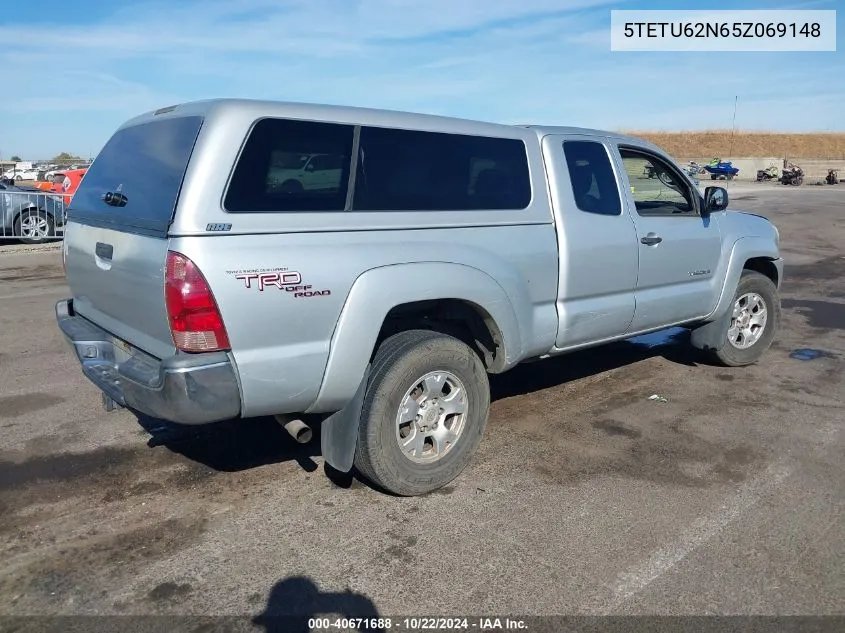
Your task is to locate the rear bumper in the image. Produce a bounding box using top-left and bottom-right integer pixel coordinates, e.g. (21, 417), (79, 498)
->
(56, 299), (241, 425)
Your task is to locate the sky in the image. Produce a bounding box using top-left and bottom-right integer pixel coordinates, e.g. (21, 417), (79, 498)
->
(0, 0), (842, 159)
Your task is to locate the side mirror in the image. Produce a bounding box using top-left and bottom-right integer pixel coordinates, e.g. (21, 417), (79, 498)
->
(304, 162), (315, 172)
(703, 186), (728, 215)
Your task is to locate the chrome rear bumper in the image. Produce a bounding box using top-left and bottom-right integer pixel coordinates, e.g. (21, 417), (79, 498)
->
(56, 299), (241, 425)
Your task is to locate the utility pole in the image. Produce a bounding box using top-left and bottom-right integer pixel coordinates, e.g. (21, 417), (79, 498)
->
(728, 95), (738, 158)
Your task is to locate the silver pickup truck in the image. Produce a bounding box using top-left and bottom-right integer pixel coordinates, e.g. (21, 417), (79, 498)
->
(56, 99), (782, 496)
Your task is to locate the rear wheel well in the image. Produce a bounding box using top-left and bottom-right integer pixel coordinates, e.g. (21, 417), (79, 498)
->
(14, 206), (54, 222)
(373, 299), (503, 372)
(743, 257), (779, 287)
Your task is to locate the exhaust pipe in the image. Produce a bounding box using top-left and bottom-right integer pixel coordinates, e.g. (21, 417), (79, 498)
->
(274, 414), (313, 444)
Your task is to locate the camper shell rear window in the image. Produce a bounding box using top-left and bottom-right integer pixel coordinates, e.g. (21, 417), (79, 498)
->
(69, 115), (204, 235)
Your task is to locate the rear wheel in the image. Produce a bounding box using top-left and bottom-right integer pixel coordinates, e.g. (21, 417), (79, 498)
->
(14, 210), (55, 245)
(711, 271), (780, 367)
(353, 329), (490, 496)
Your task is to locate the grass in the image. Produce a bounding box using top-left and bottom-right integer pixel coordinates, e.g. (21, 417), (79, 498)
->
(620, 130), (845, 160)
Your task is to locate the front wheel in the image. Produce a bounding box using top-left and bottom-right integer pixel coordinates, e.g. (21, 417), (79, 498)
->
(14, 210), (55, 245)
(353, 329), (490, 496)
(711, 271), (780, 367)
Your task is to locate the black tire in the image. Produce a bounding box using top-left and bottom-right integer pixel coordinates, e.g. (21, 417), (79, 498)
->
(14, 210), (55, 245)
(353, 329), (490, 496)
(711, 270), (780, 367)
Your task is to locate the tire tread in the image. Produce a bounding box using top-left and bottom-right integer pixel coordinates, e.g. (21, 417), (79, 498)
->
(354, 329), (490, 496)
(712, 270), (780, 367)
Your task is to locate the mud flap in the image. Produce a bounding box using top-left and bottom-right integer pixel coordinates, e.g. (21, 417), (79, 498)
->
(690, 307), (732, 353)
(320, 363), (371, 473)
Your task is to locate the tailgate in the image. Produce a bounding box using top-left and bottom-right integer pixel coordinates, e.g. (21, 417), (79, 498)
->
(64, 224), (174, 359)
(63, 113), (204, 360)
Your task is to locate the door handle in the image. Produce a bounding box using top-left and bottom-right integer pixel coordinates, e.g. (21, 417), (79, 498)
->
(95, 242), (113, 260)
(641, 234), (663, 246)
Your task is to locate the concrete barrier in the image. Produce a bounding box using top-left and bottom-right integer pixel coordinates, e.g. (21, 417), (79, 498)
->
(679, 157), (845, 182)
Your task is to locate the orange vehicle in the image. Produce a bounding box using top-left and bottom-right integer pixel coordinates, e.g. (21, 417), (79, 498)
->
(33, 168), (87, 205)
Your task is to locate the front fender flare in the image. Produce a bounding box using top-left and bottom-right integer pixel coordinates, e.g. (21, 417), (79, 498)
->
(709, 236), (782, 320)
(692, 236), (782, 353)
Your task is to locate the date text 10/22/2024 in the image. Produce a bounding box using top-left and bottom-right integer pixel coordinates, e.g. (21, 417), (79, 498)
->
(307, 617), (529, 631)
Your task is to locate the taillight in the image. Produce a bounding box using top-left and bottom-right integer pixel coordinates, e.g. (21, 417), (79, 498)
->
(165, 250), (230, 352)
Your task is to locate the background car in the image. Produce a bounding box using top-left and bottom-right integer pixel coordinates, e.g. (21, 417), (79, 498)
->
(1, 167), (39, 181)
(32, 168), (87, 205)
(266, 152), (345, 192)
(0, 181), (66, 244)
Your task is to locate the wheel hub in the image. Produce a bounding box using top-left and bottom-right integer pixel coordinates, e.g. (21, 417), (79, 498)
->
(416, 400), (442, 432)
(728, 292), (768, 350)
(396, 372), (468, 464)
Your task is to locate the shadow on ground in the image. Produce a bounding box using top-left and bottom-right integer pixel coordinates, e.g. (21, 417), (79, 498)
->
(252, 576), (383, 633)
(134, 327), (699, 480)
(489, 326), (697, 401)
(135, 413), (324, 474)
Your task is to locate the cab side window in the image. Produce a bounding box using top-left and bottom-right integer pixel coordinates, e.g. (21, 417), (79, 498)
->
(562, 141), (622, 216)
(620, 149), (695, 216)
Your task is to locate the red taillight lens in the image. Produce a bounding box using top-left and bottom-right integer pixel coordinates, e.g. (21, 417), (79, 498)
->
(165, 251), (230, 352)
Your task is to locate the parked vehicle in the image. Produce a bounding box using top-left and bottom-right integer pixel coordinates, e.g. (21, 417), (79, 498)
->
(780, 163), (804, 186)
(33, 168), (88, 205)
(56, 100), (783, 496)
(756, 165), (779, 182)
(1, 168), (39, 181)
(266, 153), (344, 192)
(0, 181), (66, 243)
(826, 169), (839, 185)
(703, 160), (740, 180)
(683, 161), (705, 176)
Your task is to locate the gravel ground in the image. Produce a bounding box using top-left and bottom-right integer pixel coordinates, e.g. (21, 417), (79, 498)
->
(0, 185), (843, 629)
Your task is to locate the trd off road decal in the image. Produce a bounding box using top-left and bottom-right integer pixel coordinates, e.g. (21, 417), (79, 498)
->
(226, 267), (331, 298)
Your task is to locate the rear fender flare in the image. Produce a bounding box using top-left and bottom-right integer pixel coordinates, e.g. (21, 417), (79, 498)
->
(307, 262), (521, 415)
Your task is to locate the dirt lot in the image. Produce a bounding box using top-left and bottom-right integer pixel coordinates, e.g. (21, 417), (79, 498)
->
(623, 131), (845, 160)
(1, 184), (843, 626)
